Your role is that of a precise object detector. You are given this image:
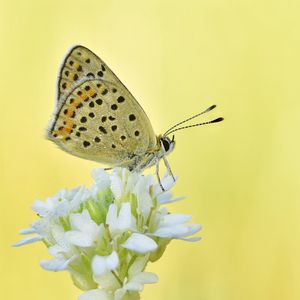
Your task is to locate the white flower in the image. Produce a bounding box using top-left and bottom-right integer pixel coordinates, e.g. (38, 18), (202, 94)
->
(153, 212), (201, 241)
(152, 173), (177, 196)
(65, 210), (104, 247)
(69, 187), (91, 211)
(121, 233), (157, 254)
(32, 196), (64, 217)
(81, 256), (158, 300)
(40, 256), (76, 272)
(106, 203), (135, 236)
(114, 255), (158, 300)
(78, 289), (113, 300)
(13, 235), (43, 246)
(133, 175), (153, 218)
(40, 224), (78, 271)
(114, 271), (158, 300)
(92, 252), (119, 277)
(91, 169), (111, 196)
(16, 168), (201, 299)
(32, 187), (82, 218)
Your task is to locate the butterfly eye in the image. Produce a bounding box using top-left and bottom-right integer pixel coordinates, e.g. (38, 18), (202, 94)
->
(162, 138), (170, 152)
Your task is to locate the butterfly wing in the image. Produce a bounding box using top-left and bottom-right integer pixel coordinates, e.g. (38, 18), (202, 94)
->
(58, 45), (144, 106)
(57, 45), (112, 101)
(48, 47), (157, 166)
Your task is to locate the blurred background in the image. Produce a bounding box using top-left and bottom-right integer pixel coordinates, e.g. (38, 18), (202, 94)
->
(1, 0), (300, 299)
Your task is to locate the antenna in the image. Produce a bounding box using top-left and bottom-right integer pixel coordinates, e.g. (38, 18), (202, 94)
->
(165, 117), (224, 135)
(163, 104), (216, 136)
(163, 105), (223, 136)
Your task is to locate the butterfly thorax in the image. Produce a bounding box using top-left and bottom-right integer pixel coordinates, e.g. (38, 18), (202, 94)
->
(122, 135), (175, 172)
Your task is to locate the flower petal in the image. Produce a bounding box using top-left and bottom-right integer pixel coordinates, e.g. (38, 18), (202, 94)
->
(110, 172), (123, 199)
(93, 272), (119, 290)
(70, 187), (91, 211)
(156, 192), (172, 204)
(65, 231), (94, 247)
(92, 256), (107, 276)
(106, 251), (119, 270)
(40, 256), (75, 271)
(106, 203), (117, 226)
(153, 224), (201, 238)
(123, 281), (143, 291)
(131, 272), (158, 284)
(153, 174), (177, 195)
(106, 203), (135, 235)
(32, 199), (51, 217)
(114, 288), (127, 300)
(78, 289), (113, 300)
(134, 176), (153, 218)
(48, 244), (68, 256)
(92, 169), (111, 187)
(125, 172), (141, 193)
(51, 224), (71, 250)
(122, 233), (157, 253)
(13, 236), (42, 247)
(158, 195), (185, 204)
(160, 214), (192, 226)
(128, 255), (149, 277)
(92, 252), (119, 277)
(178, 236), (202, 242)
(19, 227), (36, 234)
(70, 210), (97, 233)
(30, 219), (47, 235)
(137, 191), (152, 218)
(117, 203), (134, 231)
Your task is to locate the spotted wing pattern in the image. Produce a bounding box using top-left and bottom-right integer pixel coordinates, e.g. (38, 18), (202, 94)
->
(57, 46), (138, 105)
(48, 47), (158, 167)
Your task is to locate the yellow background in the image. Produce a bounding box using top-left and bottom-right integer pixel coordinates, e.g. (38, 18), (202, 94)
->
(1, 0), (300, 299)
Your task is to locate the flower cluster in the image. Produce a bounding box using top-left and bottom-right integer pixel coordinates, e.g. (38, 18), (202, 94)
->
(15, 168), (201, 300)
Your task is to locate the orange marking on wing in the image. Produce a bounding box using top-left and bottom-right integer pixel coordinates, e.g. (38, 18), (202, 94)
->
(58, 126), (72, 135)
(72, 97), (82, 108)
(66, 108), (75, 118)
(64, 120), (74, 133)
(80, 91), (86, 97)
(87, 89), (96, 97)
(52, 129), (64, 138)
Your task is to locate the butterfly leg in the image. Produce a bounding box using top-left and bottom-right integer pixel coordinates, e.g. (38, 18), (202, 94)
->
(162, 156), (175, 182)
(156, 160), (165, 192)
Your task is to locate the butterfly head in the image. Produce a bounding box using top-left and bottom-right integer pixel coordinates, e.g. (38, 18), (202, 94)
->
(160, 135), (176, 155)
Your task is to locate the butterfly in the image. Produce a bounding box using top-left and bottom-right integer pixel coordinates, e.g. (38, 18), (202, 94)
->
(47, 45), (223, 189)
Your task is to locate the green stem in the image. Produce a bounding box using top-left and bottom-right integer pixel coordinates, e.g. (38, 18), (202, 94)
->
(126, 254), (137, 274)
(111, 270), (123, 287)
(105, 224), (112, 242)
(145, 207), (155, 229)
